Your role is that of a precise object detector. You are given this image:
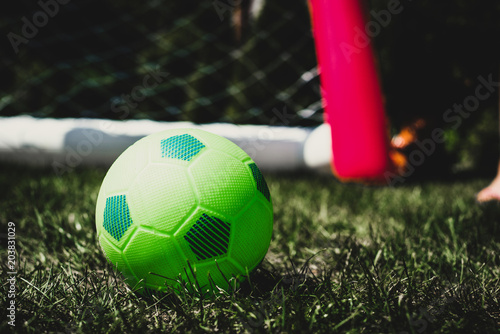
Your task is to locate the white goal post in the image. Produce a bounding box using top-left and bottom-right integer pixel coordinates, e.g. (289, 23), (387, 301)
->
(0, 116), (331, 175)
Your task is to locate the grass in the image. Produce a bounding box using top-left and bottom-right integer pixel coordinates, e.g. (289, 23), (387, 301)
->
(1, 164), (500, 333)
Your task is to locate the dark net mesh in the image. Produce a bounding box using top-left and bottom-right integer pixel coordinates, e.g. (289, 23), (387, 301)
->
(0, 0), (323, 126)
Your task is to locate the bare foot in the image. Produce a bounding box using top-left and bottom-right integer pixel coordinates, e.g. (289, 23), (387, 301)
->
(477, 177), (500, 203)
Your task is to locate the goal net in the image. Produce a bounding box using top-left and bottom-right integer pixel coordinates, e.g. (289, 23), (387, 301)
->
(1, 0), (323, 126)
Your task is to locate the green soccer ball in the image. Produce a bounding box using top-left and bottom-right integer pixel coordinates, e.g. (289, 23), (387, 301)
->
(95, 128), (273, 294)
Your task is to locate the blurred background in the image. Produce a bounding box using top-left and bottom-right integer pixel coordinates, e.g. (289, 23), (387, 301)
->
(1, 0), (499, 175)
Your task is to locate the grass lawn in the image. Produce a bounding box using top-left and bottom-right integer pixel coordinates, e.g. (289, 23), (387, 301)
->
(1, 164), (499, 333)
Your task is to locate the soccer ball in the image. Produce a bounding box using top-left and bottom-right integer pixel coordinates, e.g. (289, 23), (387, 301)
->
(95, 128), (273, 294)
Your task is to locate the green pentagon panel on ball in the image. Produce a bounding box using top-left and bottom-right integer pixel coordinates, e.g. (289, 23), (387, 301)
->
(95, 128), (273, 295)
